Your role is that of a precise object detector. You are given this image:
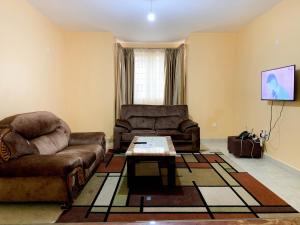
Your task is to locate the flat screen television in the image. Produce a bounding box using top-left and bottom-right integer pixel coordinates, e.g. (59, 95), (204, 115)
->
(261, 65), (296, 101)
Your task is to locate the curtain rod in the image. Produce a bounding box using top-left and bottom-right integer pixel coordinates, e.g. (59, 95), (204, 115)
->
(117, 40), (185, 49)
(116, 46), (185, 50)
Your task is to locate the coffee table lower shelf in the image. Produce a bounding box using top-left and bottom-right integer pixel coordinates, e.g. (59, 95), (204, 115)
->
(126, 155), (176, 188)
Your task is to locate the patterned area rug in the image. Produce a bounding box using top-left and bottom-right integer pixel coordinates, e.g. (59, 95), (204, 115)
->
(56, 152), (299, 223)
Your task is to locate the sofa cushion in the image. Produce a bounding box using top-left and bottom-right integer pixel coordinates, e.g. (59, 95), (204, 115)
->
(0, 128), (38, 162)
(31, 126), (70, 155)
(121, 130), (156, 142)
(57, 145), (98, 168)
(155, 116), (184, 130)
(0, 154), (82, 177)
(68, 144), (105, 162)
(127, 116), (155, 130)
(156, 130), (192, 140)
(69, 132), (105, 148)
(0, 111), (61, 139)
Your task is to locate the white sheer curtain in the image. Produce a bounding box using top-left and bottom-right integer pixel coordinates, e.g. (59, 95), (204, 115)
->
(134, 49), (165, 105)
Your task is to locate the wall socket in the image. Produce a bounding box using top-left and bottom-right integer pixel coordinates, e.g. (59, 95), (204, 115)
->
(212, 122), (217, 128)
(260, 130), (268, 139)
(259, 130), (269, 146)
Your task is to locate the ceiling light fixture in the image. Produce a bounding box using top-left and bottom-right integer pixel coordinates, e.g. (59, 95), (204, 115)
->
(147, 0), (156, 22)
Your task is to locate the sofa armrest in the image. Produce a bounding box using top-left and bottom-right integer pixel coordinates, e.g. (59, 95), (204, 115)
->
(115, 119), (132, 131)
(185, 126), (200, 151)
(113, 126), (129, 151)
(179, 119), (198, 132)
(69, 132), (106, 149)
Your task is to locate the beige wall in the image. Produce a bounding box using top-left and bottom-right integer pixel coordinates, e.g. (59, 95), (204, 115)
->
(1, 0), (300, 170)
(0, 0), (115, 139)
(0, 0), (66, 119)
(235, 0), (300, 170)
(186, 33), (237, 138)
(64, 32), (239, 140)
(63, 32), (115, 138)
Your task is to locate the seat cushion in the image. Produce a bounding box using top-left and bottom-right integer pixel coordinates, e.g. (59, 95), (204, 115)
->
(0, 154), (82, 177)
(156, 130), (192, 140)
(121, 130), (156, 142)
(68, 132), (105, 148)
(57, 145), (99, 168)
(65, 144), (104, 163)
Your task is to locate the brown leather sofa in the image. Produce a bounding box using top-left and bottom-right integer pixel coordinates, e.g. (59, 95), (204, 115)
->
(0, 111), (105, 205)
(114, 105), (200, 152)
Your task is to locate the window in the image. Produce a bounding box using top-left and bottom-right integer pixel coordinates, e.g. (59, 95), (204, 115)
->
(134, 49), (165, 105)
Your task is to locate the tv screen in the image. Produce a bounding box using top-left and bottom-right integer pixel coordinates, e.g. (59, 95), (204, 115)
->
(261, 65), (295, 101)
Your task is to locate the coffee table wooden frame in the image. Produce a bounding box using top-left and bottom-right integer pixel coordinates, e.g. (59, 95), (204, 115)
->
(125, 136), (176, 188)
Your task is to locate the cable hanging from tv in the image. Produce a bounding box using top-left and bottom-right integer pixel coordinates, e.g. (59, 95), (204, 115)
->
(266, 100), (285, 141)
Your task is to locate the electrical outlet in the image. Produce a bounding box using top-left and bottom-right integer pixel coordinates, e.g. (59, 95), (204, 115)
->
(212, 122), (217, 128)
(259, 130), (269, 146)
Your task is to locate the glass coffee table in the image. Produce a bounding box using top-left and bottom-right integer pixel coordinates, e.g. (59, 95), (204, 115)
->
(125, 136), (176, 188)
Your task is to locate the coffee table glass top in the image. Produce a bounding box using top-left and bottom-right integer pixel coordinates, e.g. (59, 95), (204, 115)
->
(126, 136), (176, 156)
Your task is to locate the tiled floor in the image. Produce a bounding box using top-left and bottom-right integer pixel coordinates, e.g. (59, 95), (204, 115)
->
(0, 139), (300, 224)
(202, 139), (300, 213)
(0, 203), (62, 224)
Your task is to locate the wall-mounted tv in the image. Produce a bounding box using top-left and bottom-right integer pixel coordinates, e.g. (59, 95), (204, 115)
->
(261, 65), (296, 101)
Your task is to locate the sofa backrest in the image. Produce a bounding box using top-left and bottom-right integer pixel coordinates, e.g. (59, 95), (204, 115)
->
(0, 111), (71, 156)
(0, 111), (61, 139)
(120, 105), (189, 130)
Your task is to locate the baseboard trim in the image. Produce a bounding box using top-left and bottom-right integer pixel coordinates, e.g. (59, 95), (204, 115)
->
(201, 138), (227, 142)
(263, 153), (300, 175)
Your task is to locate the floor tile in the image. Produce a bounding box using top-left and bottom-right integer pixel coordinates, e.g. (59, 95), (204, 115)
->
(0, 203), (62, 224)
(203, 139), (300, 211)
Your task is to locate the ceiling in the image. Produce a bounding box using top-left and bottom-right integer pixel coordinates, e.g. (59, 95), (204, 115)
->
(28, 0), (282, 42)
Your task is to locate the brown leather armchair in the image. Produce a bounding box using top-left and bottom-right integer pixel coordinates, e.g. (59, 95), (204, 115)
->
(114, 105), (200, 152)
